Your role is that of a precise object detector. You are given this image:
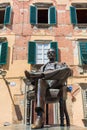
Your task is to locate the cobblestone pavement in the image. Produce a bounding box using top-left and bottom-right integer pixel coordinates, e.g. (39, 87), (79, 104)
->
(0, 124), (87, 130)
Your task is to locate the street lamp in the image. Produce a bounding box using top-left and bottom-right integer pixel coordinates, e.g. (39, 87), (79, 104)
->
(0, 70), (7, 77)
(0, 70), (16, 86)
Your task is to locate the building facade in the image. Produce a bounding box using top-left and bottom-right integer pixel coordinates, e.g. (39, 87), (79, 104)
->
(0, 0), (87, 127)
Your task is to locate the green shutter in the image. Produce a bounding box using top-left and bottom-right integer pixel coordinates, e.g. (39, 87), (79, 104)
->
(28, 41), (36, 64)
(30, 6), (37, 24)
(79, 42), (87, 64)
(50, 42), (58, 61)
(48, 6), (56, 25)
(70, 6), (77, 25)
(4, 6), (11, 25)
(0, 42), (8, 65)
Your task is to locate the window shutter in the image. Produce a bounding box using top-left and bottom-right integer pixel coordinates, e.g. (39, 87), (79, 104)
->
(28, 41), (36, 64)
(79, 42), (87, 64)
(4, 6), (11, 25)
(50, 42), (58, 61)
(48, 6), (56, 25)
(70, 6), (77, 25)
(0, 42), (8, 65)
(30, 6), (37, 24)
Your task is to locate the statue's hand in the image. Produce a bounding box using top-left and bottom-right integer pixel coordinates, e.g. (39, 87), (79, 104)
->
(24, 70), (44, 79)
(29, 72), (44, 79)
(24, 70), (30, 79)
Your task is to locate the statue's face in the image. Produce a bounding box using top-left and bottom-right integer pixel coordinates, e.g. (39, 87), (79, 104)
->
(47, 49), (56, 61)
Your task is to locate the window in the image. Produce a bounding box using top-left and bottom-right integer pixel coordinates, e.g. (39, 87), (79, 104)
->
(36, 43), (50, 64)
(38, 9), (48, 24)
(30, 3), (56, 26)
(79, 41), (87, 65)
(82, 87), (87, 119)
(0, 3), (11, 26)
(0, 41), (8, 65)
(70, 3), (87, 26)
(28, 41), (58, 64)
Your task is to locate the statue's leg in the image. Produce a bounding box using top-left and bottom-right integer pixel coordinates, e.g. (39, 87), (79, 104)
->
(31, 79), (48, 129)
(59, 98), (65, 126)
(64, 100), (70, 126)
(35, 79), (48, 112)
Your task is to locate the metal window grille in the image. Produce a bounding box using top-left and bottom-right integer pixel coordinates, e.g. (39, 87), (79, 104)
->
(82, 89), (87, 118)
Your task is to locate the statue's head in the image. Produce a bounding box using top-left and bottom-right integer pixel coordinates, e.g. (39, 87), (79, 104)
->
(47, 48), (56, 61)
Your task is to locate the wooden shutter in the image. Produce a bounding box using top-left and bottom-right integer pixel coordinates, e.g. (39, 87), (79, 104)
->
(0, 42), (8, 65)
(79, 42), (87, 64)
(50, 42), (58, 61)
(4, 6), (11, 25)
(70, 6), (77, 25)
(30, 6), (37, 24)
(48, 6), (56, 25)
(28, 41), (36, 64)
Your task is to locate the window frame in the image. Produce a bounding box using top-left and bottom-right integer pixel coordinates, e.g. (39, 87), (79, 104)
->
(70, 4), (87, 27)
(30, 4), (57, 27)
(0, 4), (11, 27)
(28, 41), (58, 65)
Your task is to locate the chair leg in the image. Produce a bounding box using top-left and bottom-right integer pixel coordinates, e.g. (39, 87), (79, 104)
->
(46, 104), (49, 125)
(59, 99), (65, 126)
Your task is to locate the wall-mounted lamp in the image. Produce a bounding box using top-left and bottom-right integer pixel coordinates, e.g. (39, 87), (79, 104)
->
(9, 82), (16, 87)
(0, 70), (7, 77)
(0, 70), (16, 87)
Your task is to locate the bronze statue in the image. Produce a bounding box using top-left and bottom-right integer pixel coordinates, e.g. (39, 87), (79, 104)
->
(25, 49), (72, 128)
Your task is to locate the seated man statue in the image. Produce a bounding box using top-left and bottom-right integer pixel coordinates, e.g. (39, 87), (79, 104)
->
(25, 49), (71, 128)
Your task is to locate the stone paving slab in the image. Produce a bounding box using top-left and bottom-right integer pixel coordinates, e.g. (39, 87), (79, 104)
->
(0, 124), (87, 130)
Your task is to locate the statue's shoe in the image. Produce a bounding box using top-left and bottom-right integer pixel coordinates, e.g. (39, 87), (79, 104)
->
(31, 116), (44, 129)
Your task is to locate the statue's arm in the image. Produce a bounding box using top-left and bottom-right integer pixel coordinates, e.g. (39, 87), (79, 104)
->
(42, 65), (71, 80)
